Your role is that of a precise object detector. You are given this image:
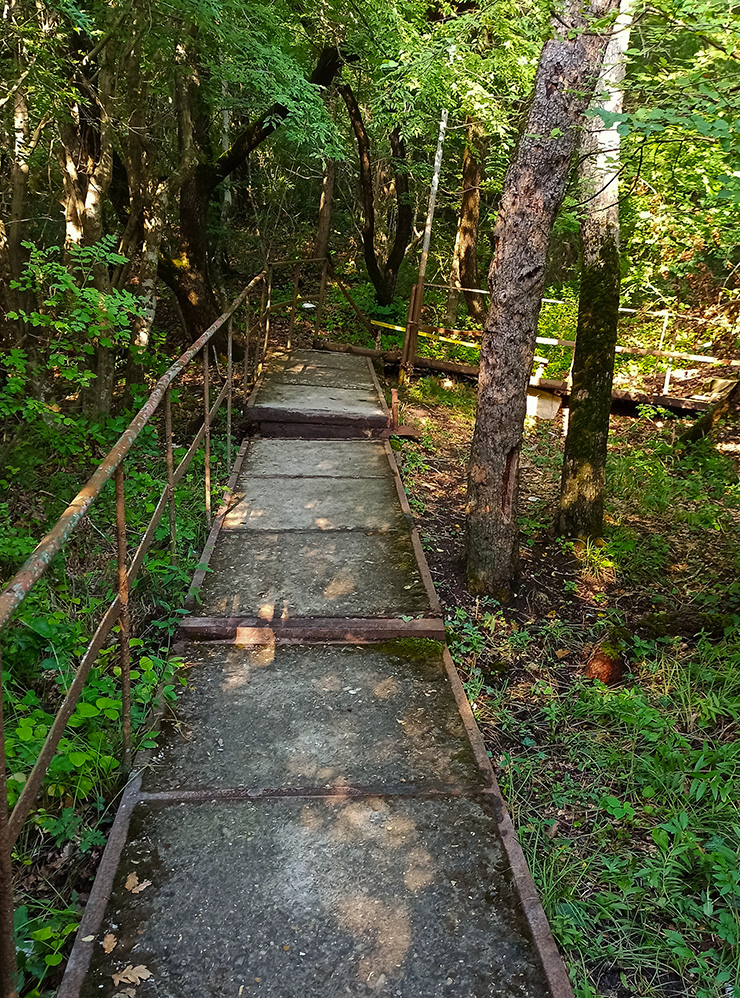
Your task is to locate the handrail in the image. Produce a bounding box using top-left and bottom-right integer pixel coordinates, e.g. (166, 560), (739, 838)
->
(423, 282), (733, 328)
(0, 273), (262, 632)
(0, 270), (266, 998)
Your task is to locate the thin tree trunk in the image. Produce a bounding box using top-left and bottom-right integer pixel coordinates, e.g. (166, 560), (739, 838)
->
(465, 0), (621, 598)
(447, 119), (487, 326)
(314, 159), (336, 259)
(338, 83), (413, 305)
(57, 45), (117, 415)
(559, 1), (633, 537)
(167, 47), (345, 339)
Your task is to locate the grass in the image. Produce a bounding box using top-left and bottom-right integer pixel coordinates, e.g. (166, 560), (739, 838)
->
(392, 370), (740, 998)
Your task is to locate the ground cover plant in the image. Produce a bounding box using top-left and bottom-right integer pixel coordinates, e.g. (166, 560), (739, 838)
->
(1, 383), (230, 996)
(390, 371), (740, 998)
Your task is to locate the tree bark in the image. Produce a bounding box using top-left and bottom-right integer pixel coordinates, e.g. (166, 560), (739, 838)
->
(679, 381), (740, 445)
(314, 159), (336, 260)
(465, 0), (621, 598)
(559, 1), (633, 538)
(56, 46), (117, 415)
(447, 119), (487, 325)
(168, 47), (346, 338)
(338, 83), (413, 305)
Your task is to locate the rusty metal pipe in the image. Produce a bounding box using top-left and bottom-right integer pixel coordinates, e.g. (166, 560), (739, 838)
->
(114, 465), (132, 771)
(164, 388), (177, 564)
(203, 347), (212, 529)
(0, 645), (19, 998)
(0, 276), (263, 633)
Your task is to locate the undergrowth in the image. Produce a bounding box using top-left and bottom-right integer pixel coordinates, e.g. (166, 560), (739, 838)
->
(2, 399), (229, 996)
(395, 372), (740, 998)
(470, 620), (740, 997)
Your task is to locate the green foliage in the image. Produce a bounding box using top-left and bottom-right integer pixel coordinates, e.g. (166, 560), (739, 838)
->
(1, 394), (230, 995)
(2, 239), (143, 426)
(490, 632), (740, 998)
(14, 901), (81, 995)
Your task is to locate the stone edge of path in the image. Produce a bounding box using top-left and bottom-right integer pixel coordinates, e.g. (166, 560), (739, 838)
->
(57, 358), (575, 998)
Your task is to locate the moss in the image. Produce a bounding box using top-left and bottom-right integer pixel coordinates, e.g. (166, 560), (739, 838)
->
(636, 611), (736, 640)
(374, 637), (445, 661)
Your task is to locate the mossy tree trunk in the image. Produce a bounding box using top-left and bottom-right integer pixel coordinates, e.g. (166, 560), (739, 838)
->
(559, 1), (633, 538)
(465, 0), (621, 598)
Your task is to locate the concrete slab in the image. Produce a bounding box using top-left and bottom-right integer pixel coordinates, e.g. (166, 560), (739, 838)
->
(244, 439), (389, 479)
(83, 795), (548, 998)
(224, 476), (405, 531)
(142, 642), (486, 794)
(196, 530), (430, 618)
(268, 362), (376, 389)
(281, 348), (372, 371)
(252, 382), (386, 422)
(274, 370), (376, 389)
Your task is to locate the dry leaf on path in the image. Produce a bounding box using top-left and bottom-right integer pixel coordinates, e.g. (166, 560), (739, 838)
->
(124, 872), (152, 894)
(102, 933), (118, 954)
(555, 649), (570, 659)
(111, 964), (152, 987)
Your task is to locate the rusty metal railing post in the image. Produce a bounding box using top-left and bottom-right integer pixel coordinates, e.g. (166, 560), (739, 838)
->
(226, 317), (233, 473)
(315, 259), (328, 337)
(114, 465), (132, 773)
(243, 297), (251, 402)
(0, 645), (19, 998)
(203, 346), (212, 528)
(400, 283), (419, 385)
(260, 266), (272, 373)
(164, 387), (177, 565)
(288, 264), (301, 350)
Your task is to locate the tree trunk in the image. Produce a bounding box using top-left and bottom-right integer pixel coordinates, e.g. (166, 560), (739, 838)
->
(338, 83), (413, 305)
(559, 1), (633, 538)
(465, 0), (621, 598)
(679, 381), (740, 445)
(314, 159), (336, 260)
(447, 119), (487, 326)
(167, 47), (346, 339)
(56, 46), (117, 415)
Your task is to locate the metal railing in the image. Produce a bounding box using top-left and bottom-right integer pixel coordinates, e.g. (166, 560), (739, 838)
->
(0, 270), (270, 998)
(398, 282), (739, 395)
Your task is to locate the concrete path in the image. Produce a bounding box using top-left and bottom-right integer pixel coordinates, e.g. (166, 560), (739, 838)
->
(60, 350), (571, 998)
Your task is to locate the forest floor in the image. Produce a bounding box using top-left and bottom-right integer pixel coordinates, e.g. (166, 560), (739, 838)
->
(385, 372), (740, 998)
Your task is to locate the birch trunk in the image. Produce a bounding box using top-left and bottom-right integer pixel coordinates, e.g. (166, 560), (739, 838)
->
(559, 1), (632, 537)
(466, 0), (621, 597)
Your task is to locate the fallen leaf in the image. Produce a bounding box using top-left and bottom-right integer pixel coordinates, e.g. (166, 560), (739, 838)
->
(112, 989), (136, 998)
(102, 933), (118, 954)
(81, 935), (95, 943)
(111, 965), (152, 987)
(124, 872), (151, 893)
(555, 649), (569, 659)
